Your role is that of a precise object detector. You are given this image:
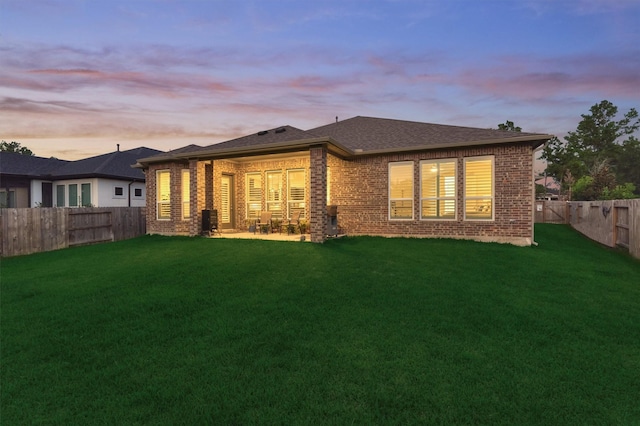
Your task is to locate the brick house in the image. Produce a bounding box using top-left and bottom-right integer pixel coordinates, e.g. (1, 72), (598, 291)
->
(135, 116), (552, 245)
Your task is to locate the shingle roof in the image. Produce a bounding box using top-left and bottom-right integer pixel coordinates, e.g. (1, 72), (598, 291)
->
(308, 116), (549, 153)
(0, 152), (69, 177)
(51, 147), (163, 180)
(195, 125), (319, 152)
(136, 116), (553, 165)
(1, 147), (163, 181)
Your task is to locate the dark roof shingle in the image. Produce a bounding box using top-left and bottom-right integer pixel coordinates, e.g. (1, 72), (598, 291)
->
(308, 116), (549, 152)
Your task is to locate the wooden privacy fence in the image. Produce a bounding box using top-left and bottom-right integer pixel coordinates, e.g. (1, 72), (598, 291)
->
(0, 207), (146, 257)
(534, 200), (569, 224)
(567, 199), (640, 260)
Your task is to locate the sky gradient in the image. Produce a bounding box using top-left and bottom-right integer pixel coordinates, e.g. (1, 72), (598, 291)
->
(2, 0), (639, 171)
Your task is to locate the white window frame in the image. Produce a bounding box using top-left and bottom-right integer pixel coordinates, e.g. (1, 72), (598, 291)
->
(420, 159), (457, 220)
(388, 161), (414, 220)
(246, 172), (262, 220)
(464, 156), (494, 221)
(182, 169), (190, 220)
(156, 170), (171, 220)
(287, 169), (306, 219)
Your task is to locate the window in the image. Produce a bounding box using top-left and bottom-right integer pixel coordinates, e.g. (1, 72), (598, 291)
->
(246, 172), (262, 219)
(81, 183), (91, 207)
(114, 187), (124, 196)
(389, 162), (414, 220)
(157, 170), (171, 219)
(182, 170), (190, 220)
(0, 190), (15, 208)
(464, 156), (494, 220)
(134, 188), (142, 197)
(56, 185), (65, 207)
(267, 171), (283, 219)
(287, 169), (305, 219)
(421, 160), (456, 219)
(69, 184), (78, 207)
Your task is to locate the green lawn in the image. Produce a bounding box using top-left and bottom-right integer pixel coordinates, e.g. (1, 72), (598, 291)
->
(2, 225), (639, 425)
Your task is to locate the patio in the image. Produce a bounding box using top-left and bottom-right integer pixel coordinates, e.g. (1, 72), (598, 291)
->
(207, 230), (311, 242)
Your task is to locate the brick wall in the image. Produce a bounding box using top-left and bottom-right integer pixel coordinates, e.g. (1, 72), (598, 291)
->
(327, 143), (535, 245)
(145, 143), (535, 245)
(145, 161), (191, 235)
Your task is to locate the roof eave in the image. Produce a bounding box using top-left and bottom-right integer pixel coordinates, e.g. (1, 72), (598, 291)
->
(135, 137), (354, 167)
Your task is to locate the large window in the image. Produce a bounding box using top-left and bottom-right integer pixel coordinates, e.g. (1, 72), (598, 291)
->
(421, 160), (456, 219)
(464, 156), (494, 220)
(287, 169), (305, 219)
(246, 172), (262, 220)
(389, 162), (414, 220)
(157, 170), (171, 220)
(56, 185), (65, 207)
(182, 169), (190, 220)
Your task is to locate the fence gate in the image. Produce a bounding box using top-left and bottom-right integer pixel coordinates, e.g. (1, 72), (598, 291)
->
(535, 201), (568, 223)
(614, 206), (630, 249)
(68, 210), (114, 247)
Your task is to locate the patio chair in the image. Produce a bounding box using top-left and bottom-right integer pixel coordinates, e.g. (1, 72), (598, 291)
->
(254, 211), (273, 234)
(285, 210), (301, 235)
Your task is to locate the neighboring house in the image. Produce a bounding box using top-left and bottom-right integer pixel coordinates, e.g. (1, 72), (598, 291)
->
(135, 116), (552, 245)
(0, 147), (163, 208)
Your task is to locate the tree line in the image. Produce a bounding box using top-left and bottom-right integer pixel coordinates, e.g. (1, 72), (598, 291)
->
(539, 100), (639, 200)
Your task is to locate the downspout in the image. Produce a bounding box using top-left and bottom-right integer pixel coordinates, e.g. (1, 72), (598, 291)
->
(128, 181), (134, 207)
(532, 144), (545, 246)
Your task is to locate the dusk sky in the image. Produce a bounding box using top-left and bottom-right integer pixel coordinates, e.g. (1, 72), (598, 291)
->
(2, 0), (639, 170)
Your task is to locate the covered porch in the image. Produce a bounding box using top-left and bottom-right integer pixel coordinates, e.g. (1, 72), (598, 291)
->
(182, 144), (343, 243)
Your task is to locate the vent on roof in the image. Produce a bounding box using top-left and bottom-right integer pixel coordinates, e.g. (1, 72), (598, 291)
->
(257, 130), (269, 136)
(275, 127), (286, 134)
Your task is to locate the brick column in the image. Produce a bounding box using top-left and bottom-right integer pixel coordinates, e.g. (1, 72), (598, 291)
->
(205, 162), (213, 210)
(188, 159), (206, 236)
(309, 146), (327, 243)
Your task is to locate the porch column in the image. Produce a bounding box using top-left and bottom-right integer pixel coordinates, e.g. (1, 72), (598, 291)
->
(188, 159), (205, 236)
(309, 145), (328, 243)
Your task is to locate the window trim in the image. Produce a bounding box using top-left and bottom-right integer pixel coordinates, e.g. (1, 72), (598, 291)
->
(388, 161), (414, 221)
(156, 169), (171, 220)
(420, 159), (457, 221)
(463, 156), (494, 221)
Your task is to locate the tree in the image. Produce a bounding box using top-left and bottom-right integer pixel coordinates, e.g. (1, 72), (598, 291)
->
(497, 120), (522, 132)
(541, 100), (640, 199)
(0, 141), (34, 156)
(616, 136), (640, 192)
